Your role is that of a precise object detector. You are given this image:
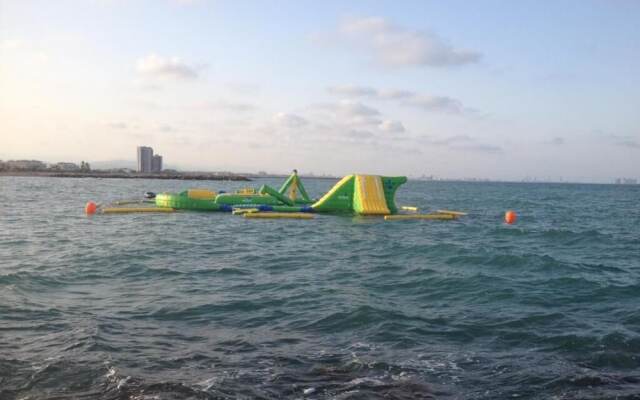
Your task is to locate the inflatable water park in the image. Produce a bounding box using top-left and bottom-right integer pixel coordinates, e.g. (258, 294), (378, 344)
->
(85, 170), (467, 221)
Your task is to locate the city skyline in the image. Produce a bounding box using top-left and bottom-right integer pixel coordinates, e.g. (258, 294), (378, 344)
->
(1, 1), (639, 183)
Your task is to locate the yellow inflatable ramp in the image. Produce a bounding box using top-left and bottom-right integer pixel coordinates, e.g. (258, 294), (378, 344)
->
(353, 175), (390, 215)
(384, 213), (456, 221)
(102, 207), (175, 214)
(244, 212), (314, 219)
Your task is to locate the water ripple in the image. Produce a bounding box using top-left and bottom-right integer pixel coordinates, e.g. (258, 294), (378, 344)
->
(1, 177), (639, 399)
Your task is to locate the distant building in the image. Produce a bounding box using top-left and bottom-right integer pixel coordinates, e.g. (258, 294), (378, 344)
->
(5, 160), (47, 171)
(615, 178), (638, 185)
(53, 162), (80, 171)
(137, 146), (153, 173)
(152, 155), (163, 173)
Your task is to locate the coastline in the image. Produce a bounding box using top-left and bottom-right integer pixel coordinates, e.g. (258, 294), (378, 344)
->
(0, 171), (251, 181)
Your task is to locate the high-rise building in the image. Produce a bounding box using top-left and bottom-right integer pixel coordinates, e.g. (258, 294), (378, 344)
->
(152, 155), (163, 173)
(137, 146), (153, 172)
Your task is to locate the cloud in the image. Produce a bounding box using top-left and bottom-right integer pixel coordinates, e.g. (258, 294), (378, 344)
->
(311, 100), (382, 126)
(378, 89), (416, 100)
(334, 101), (381, 126)
(338, 16), (482, 68)
(271, 102), (390, 143)
(326, 84), (469, 114)
(337, 100), (380, 117)
(136, 54), (200, 80)
(327, 85), (377, 97)
(379, 120), (405, 133)
(418, 135), (502, 153)
(548, 137), (565, 145)
(273, 112), (308, 128)
(405, 95), (465, 114)
(327, 85), (416, 100)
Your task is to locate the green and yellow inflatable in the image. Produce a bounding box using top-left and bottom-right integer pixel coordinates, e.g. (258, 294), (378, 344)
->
(154, 170), (407, 215)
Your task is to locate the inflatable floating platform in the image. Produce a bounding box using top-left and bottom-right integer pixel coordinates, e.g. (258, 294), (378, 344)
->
(86, 170), (466, 221)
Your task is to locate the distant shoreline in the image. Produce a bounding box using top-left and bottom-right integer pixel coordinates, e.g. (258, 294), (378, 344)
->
(0, 171), (251, 181)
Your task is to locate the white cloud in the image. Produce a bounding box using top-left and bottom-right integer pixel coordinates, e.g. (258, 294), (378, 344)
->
(326, 84), (469, 114)
(136, 54), (200, 80)
(310, 100), (382, 126)
(334, 100), (381, 126)
(337, 100), (380, 117)
(339, 17), (482, 68)
(273, 112), (308, 128)
(378, 89), (416, 100)
(327, 85), (416, 100)
(379, 120), (405, 133)
(327, 85), (377, 97)
(418, 135), (502, 154)
(405, 95), (465, 113)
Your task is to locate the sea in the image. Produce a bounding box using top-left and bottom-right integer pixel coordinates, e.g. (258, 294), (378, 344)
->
(1, 176), (639, 400)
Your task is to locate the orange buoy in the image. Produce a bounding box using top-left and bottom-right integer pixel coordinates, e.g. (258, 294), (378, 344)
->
(85, 201), (97, 215)
(504, 210), (517, 224)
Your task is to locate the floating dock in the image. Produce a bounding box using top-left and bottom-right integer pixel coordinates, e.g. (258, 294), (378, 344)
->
(101, 207), (175, 214)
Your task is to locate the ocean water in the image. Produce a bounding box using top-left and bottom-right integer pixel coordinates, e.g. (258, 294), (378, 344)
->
(1, 176), (639, 400)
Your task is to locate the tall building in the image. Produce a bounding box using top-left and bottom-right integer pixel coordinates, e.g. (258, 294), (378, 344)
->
(152, 155), (163, 173)
(137, 146), (153, 172)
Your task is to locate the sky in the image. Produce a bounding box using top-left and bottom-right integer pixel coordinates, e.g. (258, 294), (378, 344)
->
(1, 0), (639, 181)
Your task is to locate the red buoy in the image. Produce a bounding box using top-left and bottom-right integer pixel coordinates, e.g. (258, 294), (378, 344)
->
(504, 210), (517, 224)
(85, 201), (97, 215)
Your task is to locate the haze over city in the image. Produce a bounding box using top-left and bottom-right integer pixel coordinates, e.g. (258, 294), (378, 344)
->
(1, 0), (639, 182)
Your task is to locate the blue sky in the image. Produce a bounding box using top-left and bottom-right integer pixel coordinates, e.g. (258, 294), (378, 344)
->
(1, 0), (639, 181)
